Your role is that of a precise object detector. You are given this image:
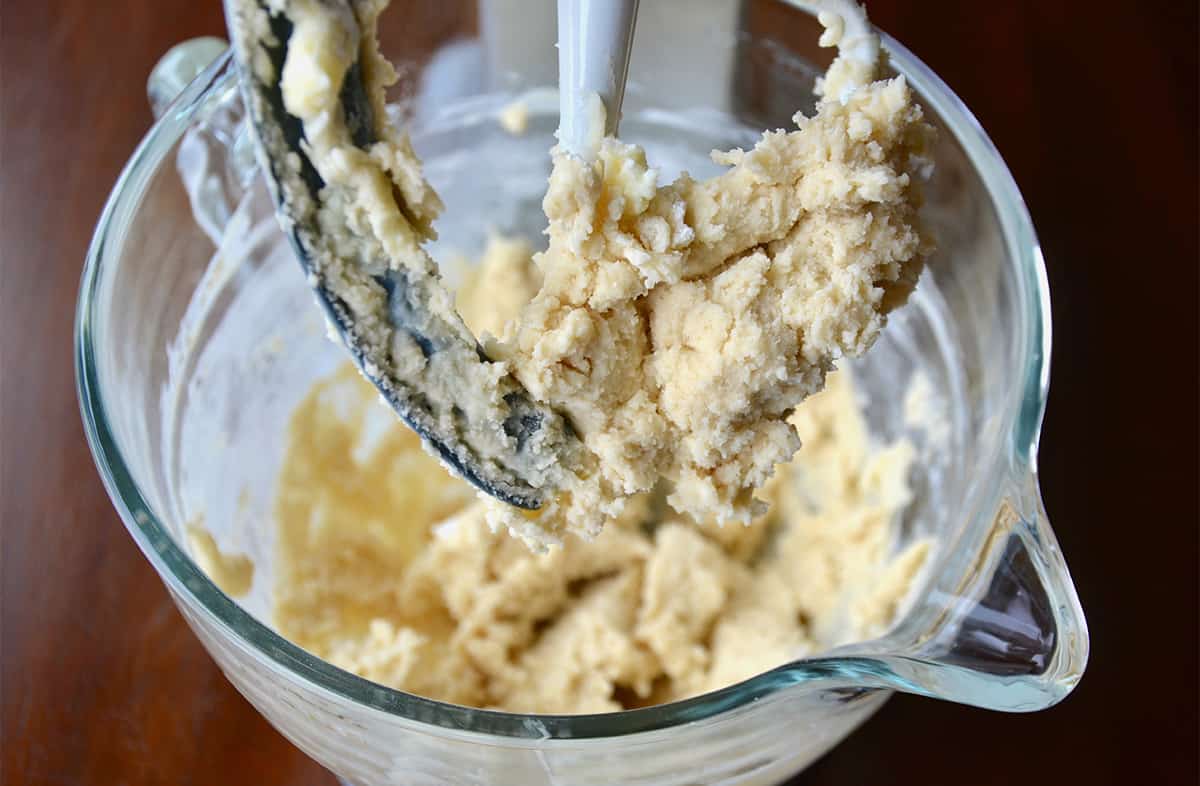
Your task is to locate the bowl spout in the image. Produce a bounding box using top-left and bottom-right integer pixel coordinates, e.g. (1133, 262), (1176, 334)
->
(834, 470), (1089, 712)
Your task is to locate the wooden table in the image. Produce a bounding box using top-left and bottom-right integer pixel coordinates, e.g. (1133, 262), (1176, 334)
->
(2, 2), (1196, 784)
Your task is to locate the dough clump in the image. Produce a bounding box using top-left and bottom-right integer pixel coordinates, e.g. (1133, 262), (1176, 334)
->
(487, 30), (933, 545)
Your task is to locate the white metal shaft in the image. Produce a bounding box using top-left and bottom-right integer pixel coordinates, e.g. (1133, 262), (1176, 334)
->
(556, 0), (639, 157)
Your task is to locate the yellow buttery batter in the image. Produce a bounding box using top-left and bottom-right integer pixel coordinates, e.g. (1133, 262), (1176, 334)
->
(272, 238), (931, 713)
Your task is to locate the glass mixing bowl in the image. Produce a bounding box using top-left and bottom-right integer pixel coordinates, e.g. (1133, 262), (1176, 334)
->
(76, 1), (1088, 783)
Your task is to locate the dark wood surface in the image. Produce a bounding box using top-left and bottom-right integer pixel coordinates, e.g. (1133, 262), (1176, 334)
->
(2, 2), (1197, 784)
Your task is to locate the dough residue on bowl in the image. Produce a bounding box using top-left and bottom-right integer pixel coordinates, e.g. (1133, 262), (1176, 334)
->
(186, 520), (255, 599)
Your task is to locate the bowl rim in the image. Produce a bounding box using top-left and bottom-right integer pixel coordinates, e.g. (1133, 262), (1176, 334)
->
(74, 11), (1054, 740)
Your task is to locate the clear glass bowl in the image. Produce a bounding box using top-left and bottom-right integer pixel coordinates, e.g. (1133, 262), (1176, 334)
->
(76, 2), (1088, 784)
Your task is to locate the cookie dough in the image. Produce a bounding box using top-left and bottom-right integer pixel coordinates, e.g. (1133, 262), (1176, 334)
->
(485, 2), (933, 545)
(272, 237), (931, 713)
(271, 0), (933, 548)
(498, 99), (531, 136)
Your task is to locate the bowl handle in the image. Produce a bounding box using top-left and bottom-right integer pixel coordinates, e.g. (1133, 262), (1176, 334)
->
(147, 41), (259, 245)
(148, 38), (229, 119)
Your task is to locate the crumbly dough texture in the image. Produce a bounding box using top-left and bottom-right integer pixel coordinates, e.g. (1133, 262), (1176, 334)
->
(273, 238), (932, 714)
(482, 1), (934, 544)
(254, 0), (932, 547)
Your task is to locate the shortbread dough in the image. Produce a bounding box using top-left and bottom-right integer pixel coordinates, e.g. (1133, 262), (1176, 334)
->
(272, 238), (931, 713)
(273, 0), (933, 547)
